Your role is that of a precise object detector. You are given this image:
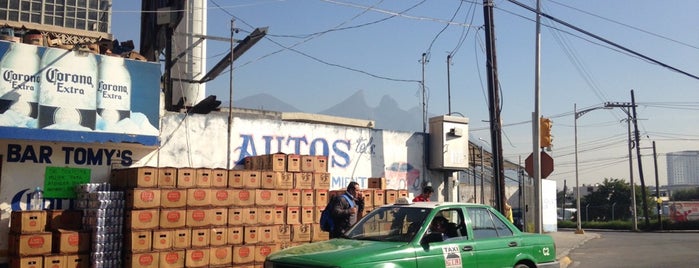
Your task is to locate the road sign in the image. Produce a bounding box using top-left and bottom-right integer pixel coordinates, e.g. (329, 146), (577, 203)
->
(525, 151), (554, 178)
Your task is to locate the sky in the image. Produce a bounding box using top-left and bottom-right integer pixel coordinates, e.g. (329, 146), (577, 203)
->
(109, 0), (699, 189)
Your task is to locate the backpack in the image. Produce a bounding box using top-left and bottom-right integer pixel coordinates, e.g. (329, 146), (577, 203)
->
(320, 193), (354, 232)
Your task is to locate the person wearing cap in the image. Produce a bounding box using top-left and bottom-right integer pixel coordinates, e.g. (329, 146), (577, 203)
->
(413, 185), (433, 202)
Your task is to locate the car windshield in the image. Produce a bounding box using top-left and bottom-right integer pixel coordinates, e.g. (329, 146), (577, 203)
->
(345, 206), (431, 242)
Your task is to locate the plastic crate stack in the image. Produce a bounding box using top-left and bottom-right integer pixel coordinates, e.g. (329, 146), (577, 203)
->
(74, 182), (124, 268)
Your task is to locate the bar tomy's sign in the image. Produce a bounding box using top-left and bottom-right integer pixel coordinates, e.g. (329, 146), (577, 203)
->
(44, 166), (91, 198)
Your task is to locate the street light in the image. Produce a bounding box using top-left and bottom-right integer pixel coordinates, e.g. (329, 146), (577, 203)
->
(574, 103), (612, 234)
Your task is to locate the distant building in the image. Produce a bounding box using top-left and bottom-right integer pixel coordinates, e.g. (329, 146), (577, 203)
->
(666, 151), (699, 192)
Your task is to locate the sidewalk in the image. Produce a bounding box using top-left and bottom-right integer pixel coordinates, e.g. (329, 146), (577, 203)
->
(547, 229), (600, 268)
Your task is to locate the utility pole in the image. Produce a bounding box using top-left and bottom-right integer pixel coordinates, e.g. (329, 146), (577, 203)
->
(532, 0), (543, 233)
(421, 53), (428, 133)
(447, 54), (452, 115)
(482, 0), (506, 214)
(631, 90), (651, 228)
(653, 141), (662, 231)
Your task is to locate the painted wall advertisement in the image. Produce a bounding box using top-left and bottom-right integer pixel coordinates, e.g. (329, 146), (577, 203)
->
(0, 114), (438, 261)
(0, 41), (161, 145)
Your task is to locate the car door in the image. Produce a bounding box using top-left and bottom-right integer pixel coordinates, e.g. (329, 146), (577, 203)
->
(414, 208), (478, 268)
(465, 207), (521, 268)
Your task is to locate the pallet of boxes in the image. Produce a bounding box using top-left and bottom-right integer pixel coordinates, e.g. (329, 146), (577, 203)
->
(109, 153), (330, 268)
(359, 177), (410, 217)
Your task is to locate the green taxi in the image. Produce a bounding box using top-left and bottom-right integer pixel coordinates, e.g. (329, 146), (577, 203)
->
(264, 198), (559, 268)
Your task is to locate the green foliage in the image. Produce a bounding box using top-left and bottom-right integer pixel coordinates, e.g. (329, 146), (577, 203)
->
(670, 187), (699, 201)
(580, 178), (656, 222)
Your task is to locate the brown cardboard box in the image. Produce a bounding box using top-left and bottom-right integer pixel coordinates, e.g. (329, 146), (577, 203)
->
(267, 153), (287, 172)
(160, 189), (187, 208)
(211, 188), (235, 207)
(301, 189), (315, 207)
(291, 224), (311, 242)
(9, 256), (42, 268)
(11, 210), (46, 233)
(273, 190), (287, 207)
(255, 189), (275, 206)
(286, 206), (300, 225)
(300, 155), (315, 172)
(294, 172), (313, 189)
(125, 230), (152, 253)
(209, 245), (233, 266)
(385, 190), (398, 204)
(152, 229), (173, 250)
(227, 208), (243, 226)
(398, 190), (409, 199)
(243, 156), (254, 170)
(277, 172), (294, 189)
(210, 227), (227, 246)
(158, 250), (184, 268)
(228, 170), (244, 188)
(159, 208), (186, 229)
(51, 230), (90, 254)
(186, 208), (210, 228)
(8, 232), (51, 256)
(260, 171), (281, 189)
(126, 188), (161, 209)
(258, 225), (275, 244)
(211, 168), (229, 188)
(242, 170), (261, 189)
(176, 167), (196, 188)
(275, 224), (291, 242)
(112, 167), (158, 188)
(210, 207), (228, 226)
(186, 188), (211, 207)
(286, 154), (301, 172)
(64, 254), (88, 268)
(311, 223), (329, 242)
(243, 226), (258, 244)
(273, 207), (286, 225)
(315, 189), (328, 207)
(190, 228), (210, 248)
(232, 245), (255, 264)
(43, 255), (65, 268)
(301, 207), (314, 224)
(157, 167), (177, 188)
(125, 251), (159, 268)
(195, 168), (212, 188)
(172, 228), (191, 249)
(45, 210), (82, 231)
(185, 248), (210, 267)
(258, 207), (274, 225)
(227, 226), (243, 245)
(314, 206), (324, 224)
(287, 189), (301, 207)
(242, 208), (258, 226)
(254, 244), (277, 263)
(312, 172), (331, 189)
(315, 155), (328, 172)
(361, 190), (373, 207)
(231, 189), (254, 207)
(372, 189), (386, 206)
(125, 209), (159, 230)
(368, 177), (387, 190)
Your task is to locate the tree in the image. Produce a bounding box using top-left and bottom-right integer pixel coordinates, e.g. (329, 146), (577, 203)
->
(670, 187), (699, 201)
(582, 178), (632, 221)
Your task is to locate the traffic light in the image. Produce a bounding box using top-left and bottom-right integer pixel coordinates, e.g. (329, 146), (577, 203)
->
(540, 117), (553, 148)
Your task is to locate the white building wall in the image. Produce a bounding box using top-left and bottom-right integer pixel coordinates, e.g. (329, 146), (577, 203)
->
(666, 151), (699, 186)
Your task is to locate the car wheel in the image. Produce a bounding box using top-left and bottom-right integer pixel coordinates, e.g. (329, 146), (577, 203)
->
(513, 263), (532, 268)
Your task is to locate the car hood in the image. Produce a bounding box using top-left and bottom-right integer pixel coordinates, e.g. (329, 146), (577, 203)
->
(266, 239), (408, 266)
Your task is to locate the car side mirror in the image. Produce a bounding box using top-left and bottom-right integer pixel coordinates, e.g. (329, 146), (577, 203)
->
(421, 232), (445, 244)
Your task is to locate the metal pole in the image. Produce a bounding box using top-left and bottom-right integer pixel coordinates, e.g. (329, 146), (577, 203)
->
(652, 141), (662, 230)
(480, 145), (485, 204)
(447, 54), (452, 115)
(226, 19), (235, 170)
(574, 104), (583, 233)
(421, 53), (427, 133)
(627, 115), (638, 231)
(532, 0), (543, 234)
(631, 90), (651, 227)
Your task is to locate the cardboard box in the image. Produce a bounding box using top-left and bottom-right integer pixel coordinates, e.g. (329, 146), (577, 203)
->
(125, 230), (152, 252)
(286, 154), (301, 172)
(385, 190), (398, 204)
(126, 188), (161, 209)
(112, 167), (158, 188)
(186, 208), (210, 228)
(243, 156), (254, 170)
(125, 209), (159, 230)
(159, 250), (185, 268)
(286, 207), (300, 225)
(312, 172), (331, 189)
(273, 207), (286, 225)
(195, 168), (212, 188)
(10, 210), (46, 233)
(301, 189), (315, 207)
(373, 189), (386, 206)
(211, 168), (229, 188)
(176, 167), (196, 188)
(243, 226), (258, 244)
(160, 189), (187, 208)
(51, 230), (90, 254)
(185, 248), (210, 267)
(232, 245), (255, 264)
(300, 155), (315, 172)
(277, 172), (294, 189)
(210, 207), (228, 227)
(260, 171), (280, 189)
(258, 225), (275, 244)
(315, 189), (329, 207)
(243, 170), (261, 189)
(315, 155), (328, 172)
(311, 223), (329, 242)
(227, 226), (244, 245)
(152, 229), (173, 250)
(228, 170), (244, 188)
(255, 189), (275, 206)
(64, 254), (88, 268)
(157, 167), (177, 188)
(190, 227), (210, 248)
(266, 153), (287, 171)
(209, 245), (233, 266)
(211, 189), (235, 207)
(9, 256), (42, 268)
(254, 244), (277, 263)
(242, 208), (258, 226)
(314, 206), (324, 224)
(287, 189), (301, 207)
(274, 190), (287, 206)
(45, 210), (82, 231)
(368, 177), (387, 190)
(291, 224), (311, 242)
(258, 207), (274, 225)
(43, 255), (66, 268)
(231, 189), (255, 207)
(8, 232), (51, 256)
(301, 207), (314, 224)
(159, 209), (186, 229)
(172, 228), (191, 249)
(186, 188), (211, 207)
(210, 227), (227, 246)
(361, 190), (373, 207)
(227, 208), (243, 226)
(294, 172), (313, 189)
(275, 224), (291, 242)
(125, 252), (159, 268)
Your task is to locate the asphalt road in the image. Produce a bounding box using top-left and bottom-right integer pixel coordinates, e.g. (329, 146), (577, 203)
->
(567, 231), (699, 267)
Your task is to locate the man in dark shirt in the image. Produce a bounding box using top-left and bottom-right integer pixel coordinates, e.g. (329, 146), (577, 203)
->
(330, 181), (365, 238)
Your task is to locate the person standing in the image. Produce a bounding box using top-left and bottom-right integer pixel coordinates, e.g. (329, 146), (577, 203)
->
(330, 181), (365, 238)
(413, 185), (434, 202)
